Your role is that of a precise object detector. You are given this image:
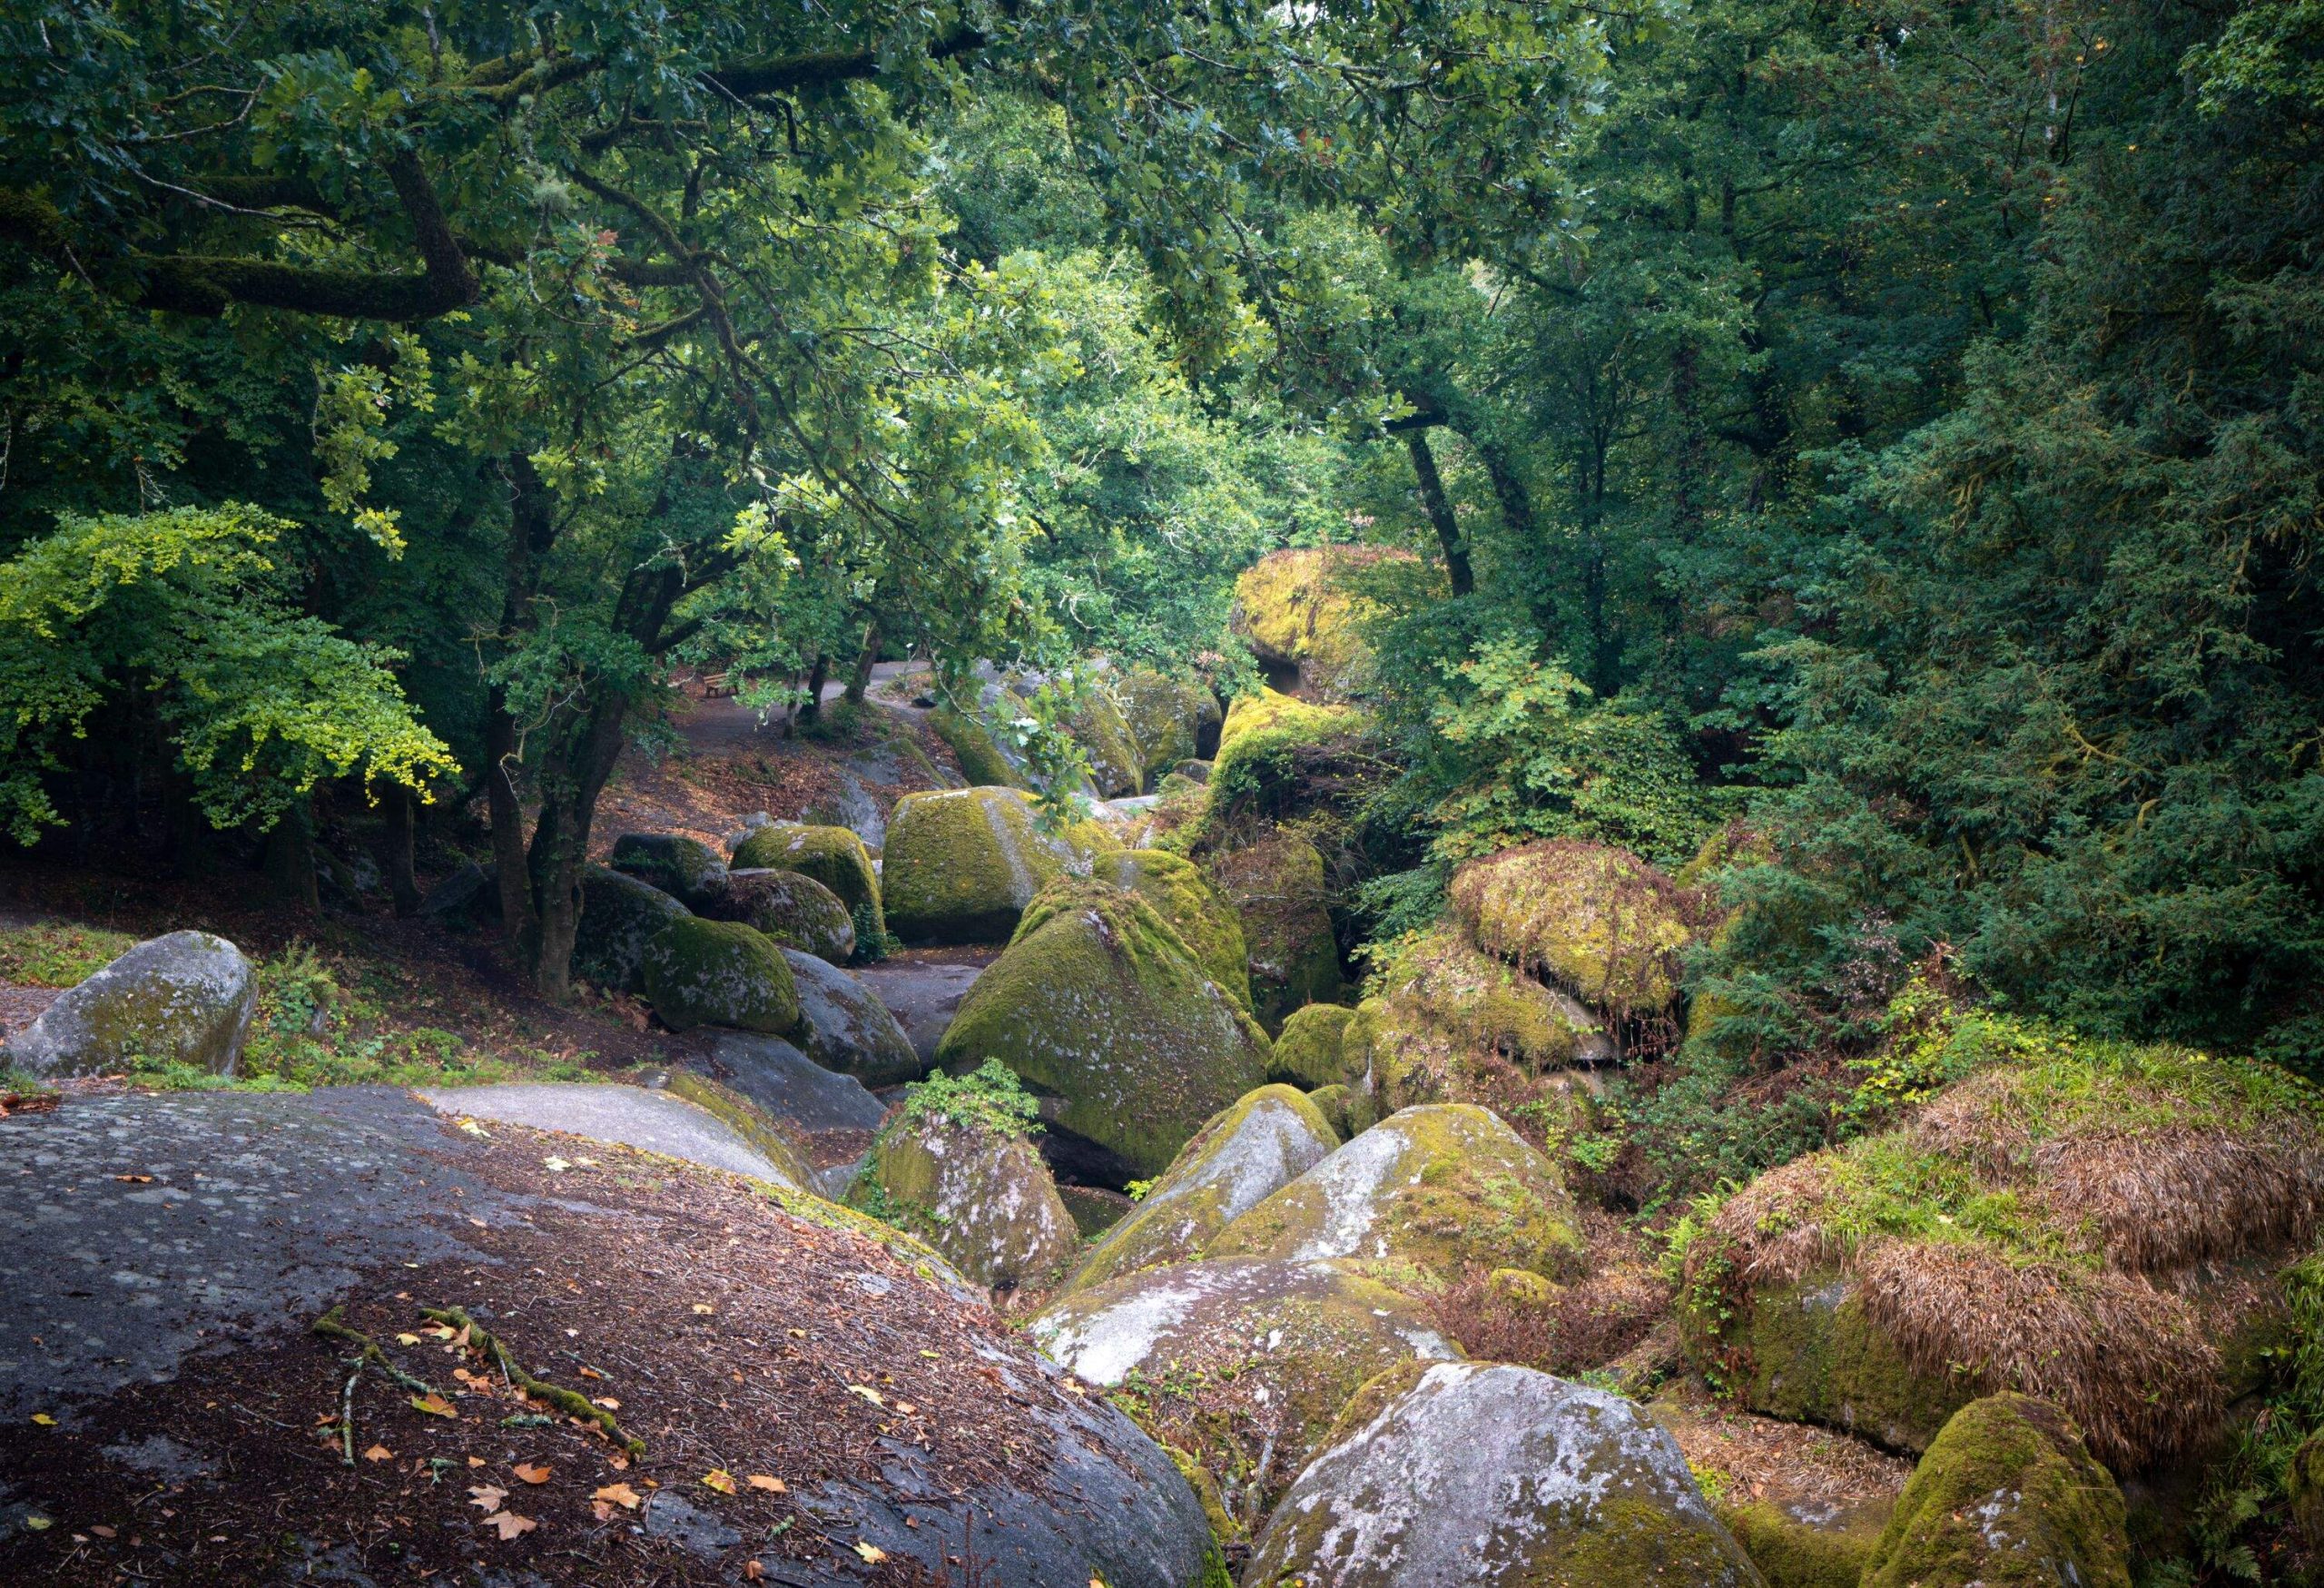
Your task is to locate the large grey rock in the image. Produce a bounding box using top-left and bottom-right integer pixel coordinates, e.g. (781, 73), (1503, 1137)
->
(571, 863), (691, 994)
(702, 1030), (887, 1135)
(609, 831), (729, 909)
(704, 868), (855, 962)
(785, 948), (921, 1086)
(1065, 1083), (1337, 1294)
(850, 1113), (1078, 1291)
(1247, 1360), (1765, 1587)
(1, 931), (255, 1078)
(414, 1081), (805, 1189)
(852, 951), (994, 1066)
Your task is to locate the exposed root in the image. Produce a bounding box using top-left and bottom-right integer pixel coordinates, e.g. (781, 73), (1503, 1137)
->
(311, 1306), (443, 1398)
(421, 1305), (645, 1456)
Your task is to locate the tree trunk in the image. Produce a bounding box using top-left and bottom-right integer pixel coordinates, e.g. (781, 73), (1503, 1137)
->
(1468, 433), (1537, 547)
(485, 686), (537, 952)
(381, 785), (422, 917)
(842, 616), (881, 705)
(261, 801), (320, 912)
(523, 695), (632, 1001)
(1404, 429), (1475, 597)
(796, 650), (831, 727)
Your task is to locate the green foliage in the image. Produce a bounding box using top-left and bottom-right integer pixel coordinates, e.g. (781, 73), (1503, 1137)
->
(891, 1059), (1041, 1140)
(0, 506), (455, 843)
(0, 922), (139, 988)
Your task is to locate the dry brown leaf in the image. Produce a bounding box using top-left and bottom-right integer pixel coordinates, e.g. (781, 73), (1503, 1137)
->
(701, 1469), (736, 1495)
(411, 1393), (458, 1418)
(577, 1366), (605, 1380)
(854, 1542), (887, 1564)
(512, 1462), (551, 1485)
(691, 1303), (714, 1315)
(591, 1396), (620, 1410)
(743, 1563), (765, 1583)
(744, 1475), (785, 1494)
(484, 1510), (537, 1541)
(113, 1174), (153, 1184)
(592, 1483), (642, 1511)
(362, 1445), (394, 1463)
(467, 1485), (508, 1514)
(467, 1455), (486, 1468)
(846, 1385), (883, 1408)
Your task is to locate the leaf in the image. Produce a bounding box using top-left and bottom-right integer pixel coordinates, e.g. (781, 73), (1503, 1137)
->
(592, 1483), (642, 1511)
(484, 1510), (537, 1541)
(467, 1485), (508, 1513)
(22, 1516), (49, 1532)
(745, 1475), (786, 1493)
(543, 1156), (571, 1173)
(691, 1303), (715, 1315)
(363, 1444), (395, 1463)
(702, 1469), (736, 1494)
(846, 1384), (884, 1407)
(591, 1396), (620, 1410)
(512, 1462), (551, 1484)
(411, 1393), (458, 1418)
(395, 1333), (421, 1346)
(113, 1174), (153, 1183)
(30, 1413), (54, 1426)
(854, 1541), (888, 1563)
(744, 1563), (765, 1583)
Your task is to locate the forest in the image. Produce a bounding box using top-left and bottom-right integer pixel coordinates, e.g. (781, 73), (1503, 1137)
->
(2, 1), (2322, 1586)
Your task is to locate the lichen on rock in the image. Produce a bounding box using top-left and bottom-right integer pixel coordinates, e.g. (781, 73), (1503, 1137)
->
(707, 867), (855, 963)
(1209, 832), (1343, 1033)
(1066, 1084), (1339, 1294)
(934, 879), (1269, 1183)
(609, 832), (730, 910)
(1029, 1257), (1458, 1530)
(850, 1110), (1078, 1293)
(1206, 1103), (1586, 1290)
(1229, 546), (1416, 700)
(1861, 1393), (2130, 1588)
(571, 863), (692, 995)
(1267, 1002), (1358, 1090)
(640, 918), (802, 1035)
(1085, 848), (1250, 1007)
(1118, 669), (1222, 781)
(3, 930), (256, 1078)
(1245, 1359), (1763, 1587)
(882, 785), (1111, 944)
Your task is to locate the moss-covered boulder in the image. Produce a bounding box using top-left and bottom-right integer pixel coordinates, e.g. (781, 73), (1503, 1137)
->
(729, 821), (883, 926)
(850, 1112), (1078, 1292)
(1029, 1258), (1458, 1527)
(1677, 1025), (2324, 1471)
(608, 831), (729, 910)
(1118, 670), (1222, 781)
(1205, 688), (1371, 831)
(1230, 546), (1417, 700)
(1247, 1359), (1764, 1587)
(934, 881), (1270, 1183)
(639, 918), (803, 1035)
(1210, 833), (1343, 1032)
(1088, 848), (1249, 1007)
(2, 930), (255, 1078)
(783, 948), (921, 1087)
(1718, 1504), (1883, 1588)
(709, 867), (855, 962)
(1070, 685), (1145, 798)
(1450, 839), (1699, 1021)
(1267, 1001), (1359, 1089)
(929, 705), (1026, 789)
(1207, 1103), (1584, 1291)
(658, 1068), (816, 1190)
(571, 863), (693, 994)
(1305, 1081), (1377, 1140)
(1067, 1085), (1338, 1294)
(1060, 1184), (1136, 1238)
(881, 785), (1108, 944)
(1862, 1394), (2130, 1588)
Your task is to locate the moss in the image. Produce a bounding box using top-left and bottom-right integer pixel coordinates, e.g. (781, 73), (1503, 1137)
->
(1348, 922), (1601, 1115)
(571, 864), (691, 994)
(1118, 670), (1219, 782)
(1071, 685), (1146, 797)
(717, 867), (856, 962)
(1230, 546), (1415, 699)
(659, 1068), (813, 1190)
(1268, 1002), (1357, 1089)
(639, 918), (802, 1035)
(2290, 1430), (2324, 1545)
(608, 832), (727, 908)
(1862, 1393), (2131, 1588)
(849, 1112), (1078, 1291)
(1719, 1502), (1885, 1588)
(929, 706), (1027, 788)
(1490, 1267), (1563, 1308)
(1207, 1102), (1587, 1288)
(934, 880), (1270, 1181)
(1205, 689), (1369, 830)
(1087, 849), (1251, 1006)
(1066, 1083), (1339, 1294)
(1304, 1081), (1377, 1140)
(1210, 833), (1344, 1033)
(1450, 839), (1698, 1017)
(729, 822), (883, 934)
(3, 929), (257, 1079)
(1164, 1442), (1245, 1553)
(881, 786), (1103, 944)
(1727, 1272), (1977, 1455)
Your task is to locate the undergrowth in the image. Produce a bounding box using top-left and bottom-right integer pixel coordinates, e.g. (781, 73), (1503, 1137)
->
(891, 1059), (1041, 1138)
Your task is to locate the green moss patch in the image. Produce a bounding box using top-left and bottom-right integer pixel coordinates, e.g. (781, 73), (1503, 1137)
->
(881, 785), (1107, 944)
(730, 821), (883, 929)
(1268, 1002), (1357, 1089)
(1450, 838), (1699, 1021)
(1209, 833), (1343, 1033)
(1087, 849), (1250, 1007)
(639, 918), (802, 1035)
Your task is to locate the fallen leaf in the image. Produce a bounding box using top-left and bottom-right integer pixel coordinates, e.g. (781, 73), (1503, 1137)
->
(591, 1396), (620, 1410)
(484, 1511), (537, 1541)
(846, 1385), (884, 1408)
(744, 1563), (765, 1583)
(592, 1483), (641, 1511)
(467, 1217), (487, 1228)
(702, 1469), (736, 1495)
(745, 1475), (785, 1494)
(411, 1393), (458, 1418)
(854, 1542), (888, 1564)
(22, 1516), (49, 1532)
(113, 1174), (153, 1183)
(512, 1462), (551, 1485)
(89, 1524), (115, 1539)
(690, 1303), (714, 1315)
(543, 1156), (571, 1173)
(577, 1366), (605, 1380)
(458, 1119), (488, 1138)
(30, 1413), (54, 1426)
(467, 1485), (508, 1513)
(895, 1401), (917, 1416)
(590, 1500), (615, 1522)
(363, 1445), (395, 1463)
(467, 1455), (486, 1468)
(395, 1333), (420, 1346)
(606, 1453), (630, 1472)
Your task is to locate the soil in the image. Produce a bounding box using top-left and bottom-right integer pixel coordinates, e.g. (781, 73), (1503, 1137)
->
(1650, 1382), (1914, 1525)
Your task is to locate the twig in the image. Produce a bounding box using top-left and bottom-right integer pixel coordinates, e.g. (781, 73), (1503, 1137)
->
(311, 1307), (443, 1397)
(422, 1306), (645, 1455)
(339, 1370), (359, 1465)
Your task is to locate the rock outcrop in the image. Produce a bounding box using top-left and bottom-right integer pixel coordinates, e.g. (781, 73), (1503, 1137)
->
(783, 948), (921, 1086)
(881, 786), (1107, 944)
(1210, 833), (1343, 1032)
(640, 918), (803, 1034)
(571, 863), (692, 994)
(707, 867), (855, 962)
(1266, 1001), (1359, 1090)
(1087, 848), (1250, 1007)
(850, 1112), (1078, 1292)
(2, 930), (255, 1078)
(1450, 838), (1698, 1021)
(609, 832), (730, 911)
(728, 821), (884, 934)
